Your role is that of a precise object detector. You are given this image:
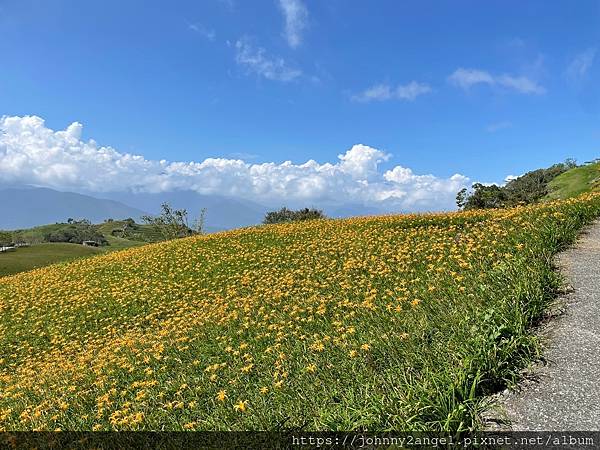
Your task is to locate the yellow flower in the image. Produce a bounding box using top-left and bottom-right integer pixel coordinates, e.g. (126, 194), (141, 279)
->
(216, 390), (227, 402)
(305, 364), (317, 373)
(234, 400), (247, 412)
(310, 342), (325, 352)
(360, 343), (371, 351)
(349, 350), (358, 358)
(260, 387), (269, 394)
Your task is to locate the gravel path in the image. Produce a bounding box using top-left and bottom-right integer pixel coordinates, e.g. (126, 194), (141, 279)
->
(488, 221), (600, 430)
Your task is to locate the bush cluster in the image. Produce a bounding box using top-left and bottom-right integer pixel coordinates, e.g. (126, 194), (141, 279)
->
(263, 207), (326, 224)
(44, 222), (108, 246)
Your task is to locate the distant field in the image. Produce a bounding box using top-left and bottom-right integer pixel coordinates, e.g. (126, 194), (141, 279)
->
(1, 193), (599, 432)
(0, 243), (102, 277)
(0, 220), (162, 277)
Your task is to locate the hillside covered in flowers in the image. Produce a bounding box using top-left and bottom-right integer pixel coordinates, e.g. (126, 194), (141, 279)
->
(1, 193), (600, 431)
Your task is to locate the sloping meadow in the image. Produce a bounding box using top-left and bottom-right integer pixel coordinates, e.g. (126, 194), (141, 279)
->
(1, 193), (600, 431)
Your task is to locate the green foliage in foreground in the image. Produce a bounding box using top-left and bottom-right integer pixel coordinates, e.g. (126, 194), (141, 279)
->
(0, 243), (102, 277)
(0, 194), (599, 432)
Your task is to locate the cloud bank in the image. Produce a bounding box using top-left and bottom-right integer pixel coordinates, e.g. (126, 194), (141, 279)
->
(448, 68), (545, 95)
(0, 115), (469, 211)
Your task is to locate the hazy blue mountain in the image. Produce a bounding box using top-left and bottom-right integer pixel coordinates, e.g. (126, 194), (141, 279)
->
(1, 186), (395, 232)
(102, 191), (268, 232)
(106, 192), (392, 230)
(0, 187), (147, 230)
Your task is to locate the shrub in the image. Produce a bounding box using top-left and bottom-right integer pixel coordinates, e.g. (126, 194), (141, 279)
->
(263, 207), (326, 224)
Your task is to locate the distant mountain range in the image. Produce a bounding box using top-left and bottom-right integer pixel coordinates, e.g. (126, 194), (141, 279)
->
(102, 190), (267, 232)
(1, 186), (387, 231)
(0, 187), (147, 230)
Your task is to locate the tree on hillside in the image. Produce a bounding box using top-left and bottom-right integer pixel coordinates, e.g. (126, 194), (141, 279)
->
(0, 231), (13, 247)
(457, 160), (577, 210)
(504, 162), (575, 205)
(457, 184), (508, 210)
(141, 203), (205, 240)
(263, 207), (326, 224)
(192, 208), (207, 234)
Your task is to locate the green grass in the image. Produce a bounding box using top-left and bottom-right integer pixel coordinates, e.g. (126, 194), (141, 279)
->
(0, 243), (102, 277)
(546, 162), (600, 200)
(102, 234), (146, 252)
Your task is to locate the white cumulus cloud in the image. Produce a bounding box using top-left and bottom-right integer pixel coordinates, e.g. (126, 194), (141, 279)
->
(504, 174), (520, 183)
(352, 81), (432, 102)
(277, 0), (308, 49)
(0, 115), (470, 211)
(235, 38), (302, 82)
(448, 68), (545, 94)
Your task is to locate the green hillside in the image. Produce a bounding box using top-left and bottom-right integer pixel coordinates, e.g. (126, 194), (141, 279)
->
(1, 193), (599, 432)
(0, 220), (163, 277)
(546, 161), (600, 200)
(95, 220), (163, 252)
(0, 243), (102, 277)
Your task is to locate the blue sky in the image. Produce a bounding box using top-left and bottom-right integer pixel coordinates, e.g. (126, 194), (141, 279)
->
(0, 0), (599, 210)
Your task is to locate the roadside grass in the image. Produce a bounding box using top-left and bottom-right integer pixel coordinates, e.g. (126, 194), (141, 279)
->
(0, 243), (102, 277)
(0, 194), (599, 432)
(546, 162), (600, 200)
